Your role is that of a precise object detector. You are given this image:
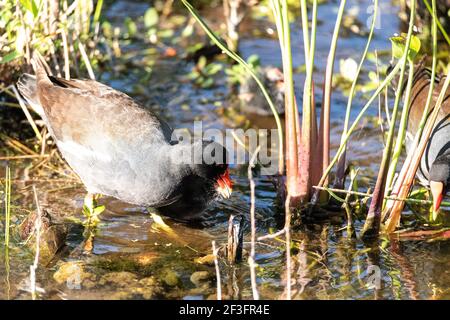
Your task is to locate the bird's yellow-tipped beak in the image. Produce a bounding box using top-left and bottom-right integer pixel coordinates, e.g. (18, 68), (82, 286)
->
(430, 180), (444, 221)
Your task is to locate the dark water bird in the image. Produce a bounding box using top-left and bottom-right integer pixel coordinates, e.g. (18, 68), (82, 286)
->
(17, 53), (232, 220)
(238, 66), (285, 116)
(405, 65), (450, 217)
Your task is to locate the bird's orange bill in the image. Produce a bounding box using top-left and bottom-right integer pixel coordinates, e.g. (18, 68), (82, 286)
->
(216, 168), (233, 199)
(430, 180), (444, 220)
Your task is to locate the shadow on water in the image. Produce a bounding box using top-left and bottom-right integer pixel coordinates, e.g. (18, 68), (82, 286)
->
(1, 0), (449, 299)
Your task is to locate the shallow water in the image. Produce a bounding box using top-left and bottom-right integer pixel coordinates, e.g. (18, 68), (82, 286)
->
(1, 0), (449, 300)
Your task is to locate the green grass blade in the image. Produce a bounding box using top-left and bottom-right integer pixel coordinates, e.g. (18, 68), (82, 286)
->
(423, 0), (450, 46)
(320, 0), (347, 187)
(4, 166), (11, 248)
(384, 60), (415, 198)
(341, 0), (378, 140)
(93, 0), (104, 25)
(317, 60), (404, 187)
(361, 0), (417, 237)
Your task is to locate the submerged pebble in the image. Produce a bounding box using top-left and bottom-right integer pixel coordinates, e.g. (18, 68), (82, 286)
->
(129, 252), (159, 266)
(106, 276), (163, 299)
(99, 271), (138, 287)
(194, 254), (215, 265)
(162, 269), (180, 287)
(190, 271), (212, 287)
(19, 209), (68, 265)
(53, 261), (95, 289)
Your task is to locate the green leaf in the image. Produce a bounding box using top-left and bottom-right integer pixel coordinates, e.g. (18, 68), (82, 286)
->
(19, 0), (38, 17)
(31, 0), (39, 17)
(390, 36), (405, 59)
(409, 35), (421, 58)
(201, 77), (214, 88)
(0, 50), (22, 64)
(325, 188), (346, 203)
(65, 217), (83, 224)
(93, 205), (105, 215)
(368, 71), (379, 84)
(19, 0), (32, 12)
(93, 0), (104, 25)
(102, 21), (112, 38)
(82, 205), (91, 217)
(205, 63), (222, 75)
(181, 24), (194, 37)
(144, 7), (159, 28)
(197, 56), (207, 69)
(157, 29), (174, 38)
(390, 34), (421, 61)
(125, 17), (137, 37)
(247, 54), (260, 68)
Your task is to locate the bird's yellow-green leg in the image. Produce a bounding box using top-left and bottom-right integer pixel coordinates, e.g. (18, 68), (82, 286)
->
(82, 193), (105, 253)
(147, 208), (184, 244)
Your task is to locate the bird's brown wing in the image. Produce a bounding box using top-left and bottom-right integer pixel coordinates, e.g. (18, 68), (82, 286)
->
(407, 67), (448, 136)
(406, 66), (450, 185)
(37, 76), (173, 147)
(35, 76), (180, 206)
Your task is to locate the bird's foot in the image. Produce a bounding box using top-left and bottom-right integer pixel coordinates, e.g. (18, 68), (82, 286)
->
(147, 209), (185, 245)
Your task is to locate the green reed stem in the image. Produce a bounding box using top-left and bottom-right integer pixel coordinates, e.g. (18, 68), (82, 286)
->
(313, 186), (450, 207)
(269, 1), (285, 52)
(361, 0), (416, 237)
(378, 12), (416, 196)
(317, 59), (404, 187)
(321, 0), (347, 186)
(302, 0), (317, 140)
(281, 0), (295, 130)
(341, 0), (378, 141)
(275, 0), (299, 192)
(382, 0), (438, 221)
(418, 0), (438, 141)
(4, 167), (11, 248)
(300, 0), (310, 64)
(93, 0), (104, 25)
(384, 60), (415, 198)
(423, 0), (450, 46)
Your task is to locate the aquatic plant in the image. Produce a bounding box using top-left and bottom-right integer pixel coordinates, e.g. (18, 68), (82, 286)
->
(360, 0), (418, 238)
(3, 166), (11, 248)
(333, 0), (379, 191)
(183, 0), (450, 239)
(80, 193), (104, 252)
(0, 0), (104, 78)
(187, 56), (223, 88)
(29, 185), (42, 300)
(226, 54), (261, 86)
(379, 0), (450, 233)
(422, 0), (450, 46)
